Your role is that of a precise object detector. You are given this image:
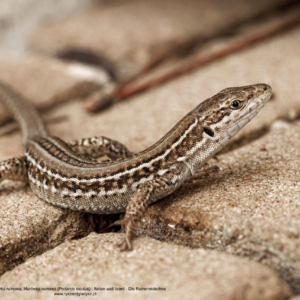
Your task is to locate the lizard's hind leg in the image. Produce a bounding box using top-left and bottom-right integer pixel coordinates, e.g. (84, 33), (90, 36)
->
(0, 156), (28, 184)
(112, 162), (191, 251)
(69, 136), (133, 160)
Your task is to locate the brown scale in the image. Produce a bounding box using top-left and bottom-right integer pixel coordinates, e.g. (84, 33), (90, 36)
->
(33, 137), (99, 168)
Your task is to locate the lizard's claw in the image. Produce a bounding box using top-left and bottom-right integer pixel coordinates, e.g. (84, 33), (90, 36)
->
(116, 217), (135, 251)
(118, 235), (133, 251)
(98, 217), (135, 251)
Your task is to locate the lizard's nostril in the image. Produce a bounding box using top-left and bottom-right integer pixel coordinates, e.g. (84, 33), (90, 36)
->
(247, 94), (254, 100)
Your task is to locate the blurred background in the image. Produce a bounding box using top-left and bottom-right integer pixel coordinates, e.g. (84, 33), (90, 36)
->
(0, 0), (300, 146)
(0, 0), (95, 52)
(1, 1), (300, 297)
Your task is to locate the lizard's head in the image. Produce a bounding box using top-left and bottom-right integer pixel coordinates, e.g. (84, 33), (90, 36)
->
(196, 83), (272, 139)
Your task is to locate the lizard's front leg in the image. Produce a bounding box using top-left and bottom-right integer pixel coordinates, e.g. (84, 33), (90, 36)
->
(68, 136), (133, 160)
(0, 156), (28, 184)
(114, 162), (191, 251)
(185, 165), (220, 183)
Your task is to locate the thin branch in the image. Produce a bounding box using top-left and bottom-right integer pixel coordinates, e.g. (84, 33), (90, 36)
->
(117, 0), (300, 89)
(86, 4), (300, 112)
(115, 12), (300, 100)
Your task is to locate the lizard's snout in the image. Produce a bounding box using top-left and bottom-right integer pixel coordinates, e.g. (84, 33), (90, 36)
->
(253, 83), (272, 99)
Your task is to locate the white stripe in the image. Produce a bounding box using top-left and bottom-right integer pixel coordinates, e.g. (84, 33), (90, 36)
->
(157, 169), (168, 176)
(132, 174), (154, 190)
(43, 179), (49, 190)
(25, 118), (199, 184)
(185, 138), (206, 156)
(51, 185), (57, 194)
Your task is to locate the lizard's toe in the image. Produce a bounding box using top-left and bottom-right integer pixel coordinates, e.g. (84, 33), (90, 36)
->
(118, 235), (133, 251)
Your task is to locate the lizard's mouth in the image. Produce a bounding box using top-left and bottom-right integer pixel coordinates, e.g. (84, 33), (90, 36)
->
(226, 88), (272, 138)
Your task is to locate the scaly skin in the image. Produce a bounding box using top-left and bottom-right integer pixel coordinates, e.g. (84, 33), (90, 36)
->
(0, 82), (272, 250)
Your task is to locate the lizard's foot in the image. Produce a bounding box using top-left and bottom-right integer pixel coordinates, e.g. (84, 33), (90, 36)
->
(0, 156), (28, 185)
(117, 218), (136, 251)
(103, 218), (135, 251)
(186, 165), (220, 183)
(117, 234), (133, 251)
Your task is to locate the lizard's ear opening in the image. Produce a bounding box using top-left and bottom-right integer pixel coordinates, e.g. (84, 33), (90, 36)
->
(203, 127), (215, 137)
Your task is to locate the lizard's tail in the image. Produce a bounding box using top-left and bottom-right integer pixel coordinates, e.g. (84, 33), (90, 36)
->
(0, 81), (48, 141)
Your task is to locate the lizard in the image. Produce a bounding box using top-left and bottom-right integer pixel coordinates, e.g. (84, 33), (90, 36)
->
(0, 82), (272, 250)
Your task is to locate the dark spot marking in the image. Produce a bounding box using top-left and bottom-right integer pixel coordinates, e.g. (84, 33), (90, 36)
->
(134, 161), (142, 168)
(109, 171), (119, 176)
(248, 94), (254, 100)
(142, 167), (150, 173)
(172, 135), (181, 144)
(117, 179), (124, 189)
(53, 181), (59, 189)
(131, 171), (142, 181)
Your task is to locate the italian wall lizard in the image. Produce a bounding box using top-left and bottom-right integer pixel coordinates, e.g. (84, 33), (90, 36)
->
(0, 82), (272, 250)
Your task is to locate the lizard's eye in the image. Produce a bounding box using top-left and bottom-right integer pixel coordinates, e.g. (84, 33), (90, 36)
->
(230, 100), (243, 110)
